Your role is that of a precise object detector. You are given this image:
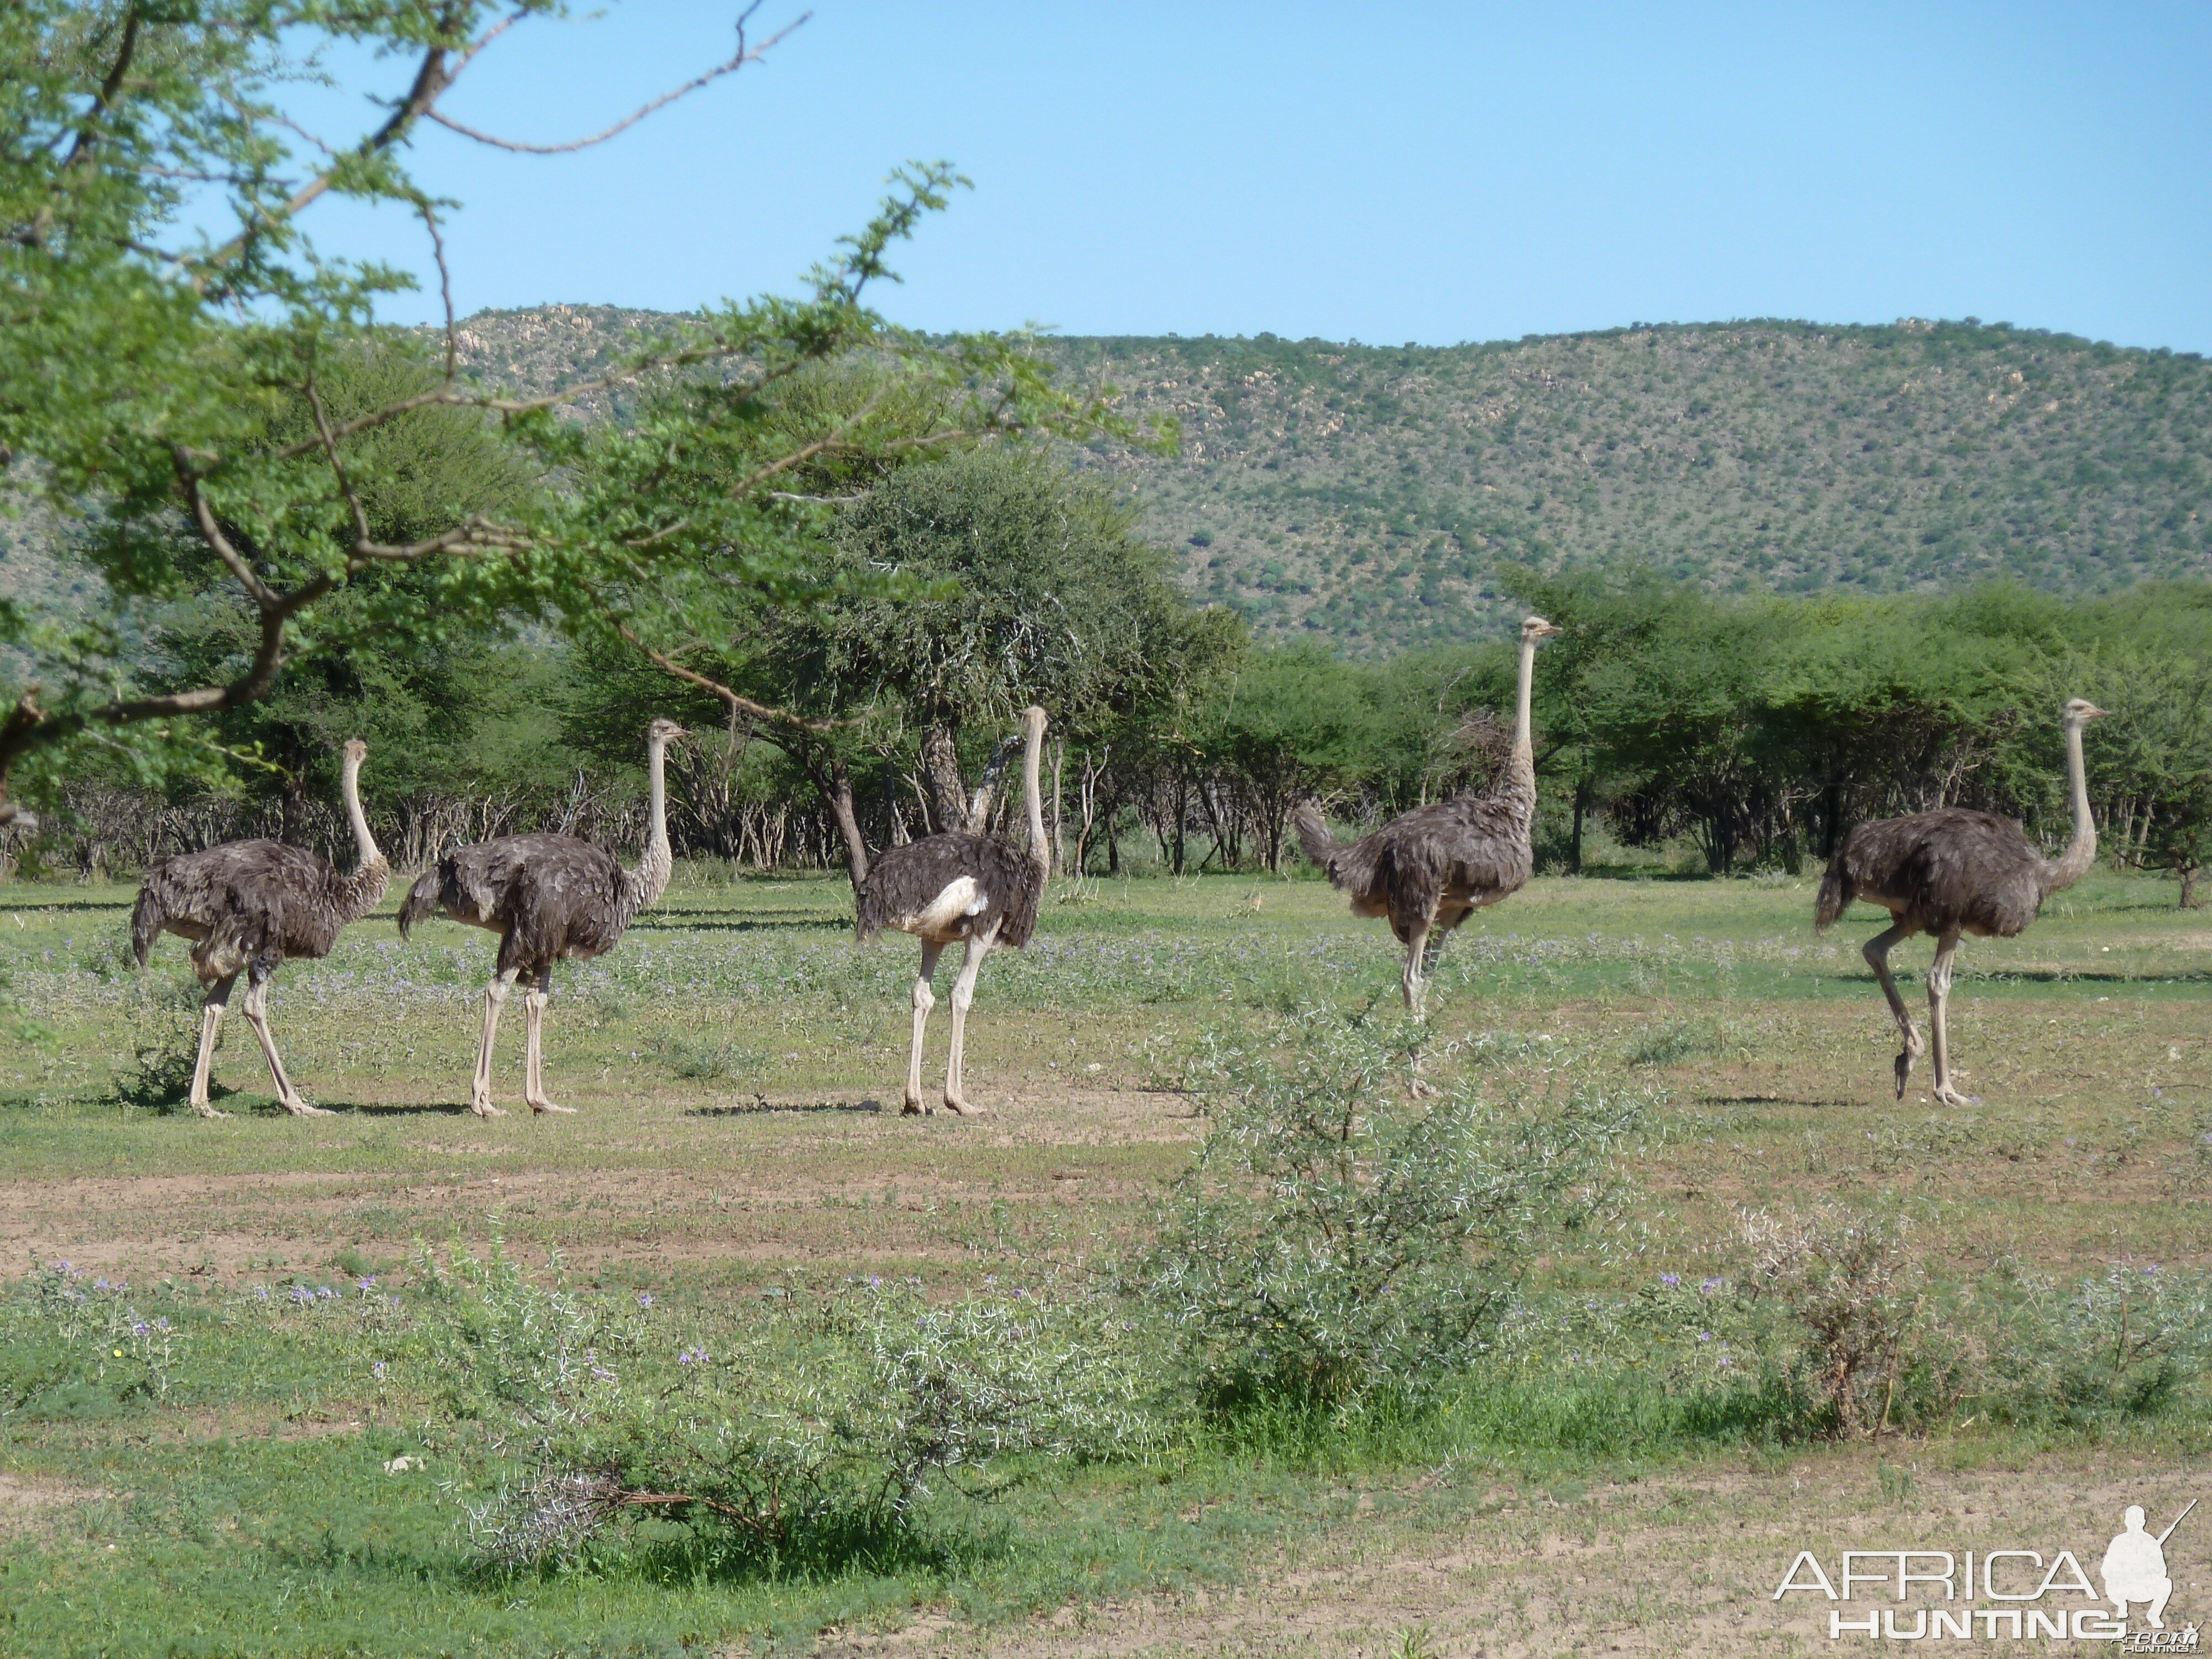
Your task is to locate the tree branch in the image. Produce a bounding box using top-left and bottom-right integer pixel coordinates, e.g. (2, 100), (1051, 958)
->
(609, 616), (852, 737)
(425, 5), (810, 154)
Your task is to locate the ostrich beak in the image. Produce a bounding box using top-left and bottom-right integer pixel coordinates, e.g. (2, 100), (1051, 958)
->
(2080, 704), (2109, 722)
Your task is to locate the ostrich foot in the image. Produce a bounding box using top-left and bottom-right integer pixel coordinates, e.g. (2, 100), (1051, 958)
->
(1891, 1029), (1924, 1099)
(901, 1093), (931, 1117)
(192, 1104), (232, 1120)
(284, 1100), (335, 1118)
(1931, 1083), (1975, 1108)
(470, 1097), (507, 1119)
(941, 1094), (983, 1117)
(529, 1099), (577, 1116)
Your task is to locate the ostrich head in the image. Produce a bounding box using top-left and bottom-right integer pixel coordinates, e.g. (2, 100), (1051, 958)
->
(1521, 615), (1560, 643)
(647, 718), (691, 746)
(342, 738), (368, 766)
(1020, 705), (1047, 739)
(2063, 697), (2108, 726)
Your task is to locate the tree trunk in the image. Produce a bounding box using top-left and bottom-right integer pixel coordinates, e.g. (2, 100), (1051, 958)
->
(1569, 779), (1588, 875)
(800, 751), (869, 890)
(920, 723), (968, 834)
(2182, 864), (2200, 910)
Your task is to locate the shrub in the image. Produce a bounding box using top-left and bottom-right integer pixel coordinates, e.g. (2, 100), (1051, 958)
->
(1983, 1260), (2212, 1422)
(432, 1246), (1165, 1572)
(1140, 1010), (1645, 1416)
(114, 979), (212, 1110)
(1737, 1202), (1931, 1438)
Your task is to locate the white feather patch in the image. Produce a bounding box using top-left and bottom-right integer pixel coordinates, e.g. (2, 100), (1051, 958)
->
(904, 876), (985, 936)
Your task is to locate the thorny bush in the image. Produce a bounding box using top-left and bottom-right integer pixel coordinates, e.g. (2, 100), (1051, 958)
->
(427, 1244), (1165, 1573)
(1140, 1008), (1647, 1416)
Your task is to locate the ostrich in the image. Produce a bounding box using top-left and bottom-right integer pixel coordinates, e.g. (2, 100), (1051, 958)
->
(398, 718), (687, 1118)
(131, 738), (389, 1118)
(1816, 697), (2107, 1108)
(855, 706), (1048, 1115)
(1295, 614), (1560, 1015)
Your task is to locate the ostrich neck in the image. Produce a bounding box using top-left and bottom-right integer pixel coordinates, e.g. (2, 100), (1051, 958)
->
(1022, 724), (1048, 875)
(622, 737), (675, 918)
(1499, 637), (1539, 818)
(2043, 718), (2098, 896)
(334, 756), (388, 919)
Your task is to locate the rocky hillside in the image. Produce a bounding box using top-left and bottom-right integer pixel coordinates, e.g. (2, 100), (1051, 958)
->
(447, 309), (2212, 654)
(15, 311), (2206, 660)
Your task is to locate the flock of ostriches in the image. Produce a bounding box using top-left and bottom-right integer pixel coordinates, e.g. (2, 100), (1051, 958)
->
(130, 616), (2110, 1120)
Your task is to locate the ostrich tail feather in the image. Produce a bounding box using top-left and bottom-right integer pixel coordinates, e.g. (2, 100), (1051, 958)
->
(397, 867), (441, 939)
(130, 884), (163, 968)
(1292, 803), (1343, 866)
(1814, 856), (1851, 932)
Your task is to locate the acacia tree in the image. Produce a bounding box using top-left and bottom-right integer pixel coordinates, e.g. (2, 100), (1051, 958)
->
(574, 445), (1202, 886)
(0, 2), (1145, 826)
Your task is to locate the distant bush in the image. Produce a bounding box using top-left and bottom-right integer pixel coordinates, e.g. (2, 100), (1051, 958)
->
(1140, 1010), (1646, 1416)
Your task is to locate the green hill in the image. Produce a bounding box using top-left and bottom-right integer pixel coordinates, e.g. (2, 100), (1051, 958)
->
(14, 312), (2210, 661)
(445, 309), (2212, 654)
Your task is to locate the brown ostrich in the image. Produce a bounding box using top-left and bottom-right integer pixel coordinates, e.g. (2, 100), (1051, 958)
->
(131, 738), (389, 1118)
(1296, 614), (1559, 1014)
(854, 706), (1048, 1115)
(398, 719), (687, 1118)
(1816, 697), (2107, 1108)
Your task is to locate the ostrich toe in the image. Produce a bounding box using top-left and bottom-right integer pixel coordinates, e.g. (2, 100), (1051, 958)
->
(530, 1100), (577, 1115)
(285, 1100), (335, 1118)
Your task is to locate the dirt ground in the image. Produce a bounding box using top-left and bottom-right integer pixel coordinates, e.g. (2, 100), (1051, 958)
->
(816, 1455), (2208, 1657)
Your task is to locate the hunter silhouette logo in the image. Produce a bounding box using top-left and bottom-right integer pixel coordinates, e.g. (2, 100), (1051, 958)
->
(1772, 1499), (2198, 1645)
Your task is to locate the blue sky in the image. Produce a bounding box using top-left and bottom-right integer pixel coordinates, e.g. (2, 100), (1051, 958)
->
(294, 2), (2212, 351)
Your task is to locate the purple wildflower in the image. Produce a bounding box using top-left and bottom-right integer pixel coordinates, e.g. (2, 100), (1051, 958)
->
(1698, 1331), (1712, 1343)
(1660, 1274), (1681, 1288)
(132, 1321), (149, 1337)
(637, 1293), (654, 1308)
(373, 1361), (387, 1380)
(1699, 1277), (1723, 1295)
(590, 1365), (616, 1381)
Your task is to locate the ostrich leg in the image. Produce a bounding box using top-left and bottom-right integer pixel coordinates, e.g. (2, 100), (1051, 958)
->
(1401, 916), (1434, 1016)
(942, 921), (1001, 1117)
(904, 942), (944, 1115)
(1862, 922), (1924, 1099)
(189, 973), (238, 1120)
(241, 964), (330, 1117)
(470, 966), (519, 1118)
(1926, 930), (1972, 1108)
(523, 969), (573, 1115)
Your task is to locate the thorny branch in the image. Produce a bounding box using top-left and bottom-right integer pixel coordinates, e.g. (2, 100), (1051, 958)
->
(425, 4), (810, 154)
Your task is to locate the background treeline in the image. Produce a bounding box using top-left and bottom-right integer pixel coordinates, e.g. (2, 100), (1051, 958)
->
(11, 425), (2208, 905)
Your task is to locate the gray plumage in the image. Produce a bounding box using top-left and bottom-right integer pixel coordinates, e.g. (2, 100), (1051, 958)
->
(135, 840), (385, 972)
(1297, 615), (1558, 1014)
(132, 738), (388, 1118)
(855, 832), (1042, 951)
(399, 832), (652, 974)
(398, 718), (686, 1118)
(1815, 808), (2058, 942)
(854, 706), (1050, 1116)
(1815, 697), (2107, 1106)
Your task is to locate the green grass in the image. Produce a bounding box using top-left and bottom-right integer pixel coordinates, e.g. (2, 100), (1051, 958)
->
(1, 863), (2207, 1655)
